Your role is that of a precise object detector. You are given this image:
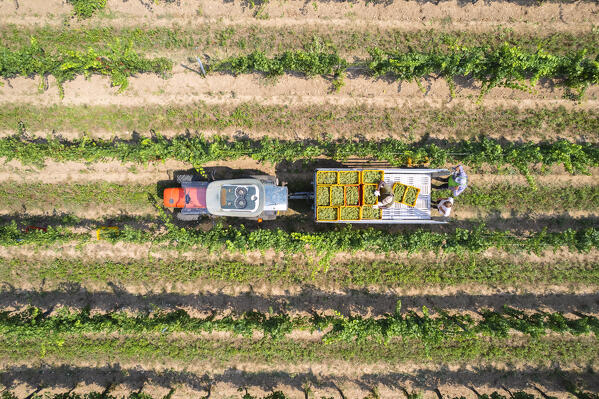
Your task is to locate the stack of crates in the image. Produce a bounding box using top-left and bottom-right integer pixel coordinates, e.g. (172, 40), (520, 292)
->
(315, 170), (385, 221)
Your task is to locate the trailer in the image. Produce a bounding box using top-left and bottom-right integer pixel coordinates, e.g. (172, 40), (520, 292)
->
(162, 168), (450, 224)
(311, 168), (450, 224)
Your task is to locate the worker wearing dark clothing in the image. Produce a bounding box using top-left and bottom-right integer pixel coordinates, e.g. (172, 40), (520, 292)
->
(373, 180), (394, 209)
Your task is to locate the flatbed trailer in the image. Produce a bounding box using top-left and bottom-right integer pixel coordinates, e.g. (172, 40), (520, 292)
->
(313, 168), (450, 224)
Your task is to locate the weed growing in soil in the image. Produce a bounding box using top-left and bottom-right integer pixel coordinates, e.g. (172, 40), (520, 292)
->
(67, 0), (106, 18)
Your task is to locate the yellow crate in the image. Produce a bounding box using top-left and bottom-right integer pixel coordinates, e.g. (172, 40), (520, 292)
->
(360, 205), (383, 220)
(316, 170), (338, 185)
(96, 226), (119, 240)
(317, 206), (339, 221)
(344, 184), (361, 206)
(338, 170), (360, 185)
(362, 184), (378, 205)
(330, 185), (345, 207)
(392, 183), (408, 204)
(339, 206), (361, 221)
(316, 186), (331, 206)
(361, 170), (385, 184)
(401, 185), (421, 207)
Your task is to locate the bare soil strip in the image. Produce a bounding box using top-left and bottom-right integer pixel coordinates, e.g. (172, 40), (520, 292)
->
(2, 72), (599, 110)
(1, 361), (596, 399)
(2, 0), (598, 35)
(2, 280), (599, 316)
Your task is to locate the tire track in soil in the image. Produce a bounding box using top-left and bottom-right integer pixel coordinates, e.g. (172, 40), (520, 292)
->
(0, 361), (595, 399)
(0, 347), (596, 390)
(2, 0), (598, 35)
(2, 73), (599, 110)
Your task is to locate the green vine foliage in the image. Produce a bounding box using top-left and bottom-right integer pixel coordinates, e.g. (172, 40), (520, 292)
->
(211, 39), (347, 78)
(367, 44), (599, 98)
(208, 44), (599, 99)
(1, 220), (598, 259)
(0, 39), (172, 97)
(67, 0), (107, 18)
(0, 134), (597, 181)
(2, 305), (598, 346)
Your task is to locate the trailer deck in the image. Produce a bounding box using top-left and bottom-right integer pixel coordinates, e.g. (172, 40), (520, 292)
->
(314, 168), (449, 224)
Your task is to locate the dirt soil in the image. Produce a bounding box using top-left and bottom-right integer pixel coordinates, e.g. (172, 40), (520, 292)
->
(1, 354), (598, 399)
(2, 0), (598, 34)
(2, 73), (598, 111)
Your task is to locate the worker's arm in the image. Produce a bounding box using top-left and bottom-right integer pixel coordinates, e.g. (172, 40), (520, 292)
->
(452, 185), (467, 196)
(374, 180), (385, 196)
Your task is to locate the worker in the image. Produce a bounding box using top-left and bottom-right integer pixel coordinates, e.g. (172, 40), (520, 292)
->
(434, 165), (468, 197)
(373, 180), (394, 209)
(435, 197), (454, 218)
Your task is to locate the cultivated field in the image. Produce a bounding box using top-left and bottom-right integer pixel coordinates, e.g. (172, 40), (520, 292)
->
(0, 0), (599, 398)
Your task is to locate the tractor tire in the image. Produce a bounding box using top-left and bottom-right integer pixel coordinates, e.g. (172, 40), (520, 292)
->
(176, 213), (200, 222)
(176, 175), (194, 184)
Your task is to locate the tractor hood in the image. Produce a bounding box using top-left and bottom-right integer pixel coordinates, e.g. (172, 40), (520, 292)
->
(206, 179), (265, 217)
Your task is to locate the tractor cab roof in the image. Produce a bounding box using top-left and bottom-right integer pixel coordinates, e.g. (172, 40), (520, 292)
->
(206, 178), (265, 217)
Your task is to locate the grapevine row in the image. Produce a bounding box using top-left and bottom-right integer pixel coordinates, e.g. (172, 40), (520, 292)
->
(1, 221), (598, 256)
(3, 305), (598, 345)
(211, 44), (599, 98)
(2, 134), (598, 181)
(0, 40), (172, 97)
(3, 41), (599, 99)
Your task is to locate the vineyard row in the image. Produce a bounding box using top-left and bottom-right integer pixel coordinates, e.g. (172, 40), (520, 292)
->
(2, 134), (598, 181)
(3, 41), (599, 99)
(4, 103), (599, 139)
(1, 220), (598, 257)
(4, 305), (599, 345)
(3, 257), (597, 288)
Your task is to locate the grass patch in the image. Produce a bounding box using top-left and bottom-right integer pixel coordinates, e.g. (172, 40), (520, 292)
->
(434, 184), (599, 212)
(1, 256), (597, 289)
(1, 26), (597, 57)
(1, 335), (597, 366)
(0, 182), (155, 214)
(3, 103), (599, 141)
